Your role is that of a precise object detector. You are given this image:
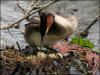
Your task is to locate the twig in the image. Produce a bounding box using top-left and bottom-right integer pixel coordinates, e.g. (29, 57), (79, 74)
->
(0, 0), (57, 30)
(79, 15), (100, 38)
(17, 0), (26, 13)
(28, 0), (39, 10)
(25, 0), (41, 16)
(24, 0), (41, 20)
(84, 15), (100, 32)
(23, 0), (57, 19)
(16, 42), (22, 51)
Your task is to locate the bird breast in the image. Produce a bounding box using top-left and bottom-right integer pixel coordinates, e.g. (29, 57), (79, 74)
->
(24, 14), (78, 47)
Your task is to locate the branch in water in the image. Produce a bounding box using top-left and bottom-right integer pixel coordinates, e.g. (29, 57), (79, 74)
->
(0, 0), (58, 30)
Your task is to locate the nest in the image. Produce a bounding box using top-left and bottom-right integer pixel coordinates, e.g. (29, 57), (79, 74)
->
(0, 41), (99, 75)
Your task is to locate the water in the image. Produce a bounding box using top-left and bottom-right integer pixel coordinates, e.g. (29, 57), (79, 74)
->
(1, 0), (99, 50)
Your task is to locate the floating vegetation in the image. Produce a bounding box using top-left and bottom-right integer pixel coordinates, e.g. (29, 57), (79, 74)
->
(71, 35), (94, 49)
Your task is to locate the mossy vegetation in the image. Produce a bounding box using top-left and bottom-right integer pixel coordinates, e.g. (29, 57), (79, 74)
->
(71, 35), (94, 49)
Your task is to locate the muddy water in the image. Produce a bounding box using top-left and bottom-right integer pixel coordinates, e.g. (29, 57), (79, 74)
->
(1, 1), (99, 50)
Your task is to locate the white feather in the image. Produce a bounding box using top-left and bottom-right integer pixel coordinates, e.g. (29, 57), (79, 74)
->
(54, 14), (78, 35)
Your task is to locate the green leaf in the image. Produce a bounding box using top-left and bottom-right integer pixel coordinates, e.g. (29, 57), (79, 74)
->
(71, 35), (94, 49)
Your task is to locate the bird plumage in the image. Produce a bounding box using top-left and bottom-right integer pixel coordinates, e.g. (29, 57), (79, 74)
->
(24, 11), (78, 47)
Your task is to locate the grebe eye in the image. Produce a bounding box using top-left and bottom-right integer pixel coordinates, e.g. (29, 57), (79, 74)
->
(25, 23), (30, 27)
(25, 24), (28, 27)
